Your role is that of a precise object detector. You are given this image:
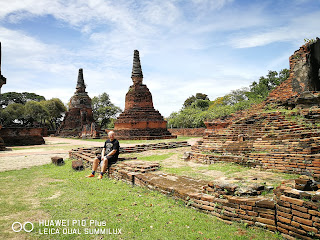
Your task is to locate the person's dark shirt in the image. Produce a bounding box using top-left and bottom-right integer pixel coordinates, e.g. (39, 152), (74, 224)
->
(103, 139), (120, 159)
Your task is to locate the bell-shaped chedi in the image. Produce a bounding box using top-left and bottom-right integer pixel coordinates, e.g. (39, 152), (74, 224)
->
(114, 50), (176, 140)
(56, 68), (95, 137)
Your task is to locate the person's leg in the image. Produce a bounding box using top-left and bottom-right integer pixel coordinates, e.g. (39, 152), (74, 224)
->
(86, 156), (101, 177)
(98, 156), (118, 179)
(100, 156), (109, 174)
(97, 156), (108, 179)
(92, 157), (100, 171)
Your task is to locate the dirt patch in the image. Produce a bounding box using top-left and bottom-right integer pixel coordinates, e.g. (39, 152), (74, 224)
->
(0, 153), (68, 172)
(0, 137), (108, 172)
(0, 137), (198, 172)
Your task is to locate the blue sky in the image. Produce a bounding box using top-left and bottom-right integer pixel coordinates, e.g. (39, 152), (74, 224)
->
(0, 0), (319, 117)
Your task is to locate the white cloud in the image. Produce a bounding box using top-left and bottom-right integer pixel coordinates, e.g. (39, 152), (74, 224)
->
(229, 11), (320, 48)
(191, 0), (233, 11)
(142, 0), (181, 26)
(1, 0), (319, 117)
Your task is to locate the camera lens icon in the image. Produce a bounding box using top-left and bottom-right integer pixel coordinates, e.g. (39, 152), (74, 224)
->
(12, 222), (34, 232)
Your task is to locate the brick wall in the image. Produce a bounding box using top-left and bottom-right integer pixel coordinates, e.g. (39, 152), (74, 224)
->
(0, 127), (45, 146)
(191, 111), (320, 180)
(168, 128), (206, 136)
(274, 185), (320, 239)
(107, 161), (319, 239)
(267, 38), (320, 105)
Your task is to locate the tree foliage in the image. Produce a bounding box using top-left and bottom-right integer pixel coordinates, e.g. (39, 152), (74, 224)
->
(0, 92), (45, 108)
(0, 103), (25, 125)
(41, 98), (67, 130)
(248, 69), (289, 100)
(168, 69), (289, 128)
(24, 101), (48, 126)
(183, 93), (210, 108)
(0, 92), (66, 130)
(92, 92), (122, 129)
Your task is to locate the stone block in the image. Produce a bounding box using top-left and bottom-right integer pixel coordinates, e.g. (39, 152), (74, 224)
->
(292, 216), (313, 226)
(256, 199), (275, 209)
(72, 160), (84, 171)
(51, 156), (64, 166)
(292, 209), (311, 219)
(277, 215), (292, 224)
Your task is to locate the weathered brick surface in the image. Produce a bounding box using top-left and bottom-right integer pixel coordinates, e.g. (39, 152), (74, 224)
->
(168, 128), (206, 136)
(275, 185), (320, 238)
(190, 39), (320, 180)
(191, 110), (320, 179)
(72, 160), (84, 171)
(267, 39), (320, 104)
(0, 127), (45, 146)
(51, 156), (64, 166)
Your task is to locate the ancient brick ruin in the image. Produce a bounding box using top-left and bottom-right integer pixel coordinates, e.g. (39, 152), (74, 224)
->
(267, 38), (320, 106)
(191, 39), (320, 181)
(70, 148), (320, 239)
(56, 68), (97, 137)
(0, 127), (45, 146)
(113, 50), (176, 140)
(175, 40), (320, 239)
(168, 128), (206, 136)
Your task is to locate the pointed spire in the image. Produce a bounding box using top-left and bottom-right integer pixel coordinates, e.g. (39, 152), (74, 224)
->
(131, 50), (143, 84)
(76, 68), (86, 92)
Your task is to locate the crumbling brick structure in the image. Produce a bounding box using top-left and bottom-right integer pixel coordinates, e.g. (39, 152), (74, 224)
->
(267, 38), (320, 107)
(113, 50), (176, 140)
(0, 127), (45, 146)
(191, 39), (320, 180)
(70, 151), (320, 239)
(56, 69), (97, 137)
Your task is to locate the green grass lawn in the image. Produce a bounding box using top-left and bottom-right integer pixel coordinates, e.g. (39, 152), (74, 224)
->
(0, 160), (281, 240)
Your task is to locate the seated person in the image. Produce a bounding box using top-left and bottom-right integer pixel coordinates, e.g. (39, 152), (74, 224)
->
(86, 131), (120, 179)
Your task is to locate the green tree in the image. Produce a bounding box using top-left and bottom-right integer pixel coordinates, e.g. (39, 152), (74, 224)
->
(223, 87), (249, 105)
(0, 103), (25, 125)
(248, 69), (289, 100)
(183, 95), (197, 108)
(168, 69), (290, 127)
(24, 101), (48, 126)
(183, 93), (209, 108)
(191, 99), (211, 110)
(168, 108), (206, 128)
(41, 98), (67, 130)
(92, 93), (122, 129)
(0, 92), (45, 108)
